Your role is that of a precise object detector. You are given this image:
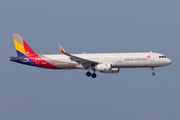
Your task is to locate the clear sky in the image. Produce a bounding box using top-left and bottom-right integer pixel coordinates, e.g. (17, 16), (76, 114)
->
(0, 0), (179, 120)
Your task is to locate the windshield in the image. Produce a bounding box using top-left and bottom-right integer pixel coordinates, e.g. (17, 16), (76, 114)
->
(159, 56), (166, 58)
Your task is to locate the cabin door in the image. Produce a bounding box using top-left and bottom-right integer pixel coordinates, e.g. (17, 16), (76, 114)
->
(150, 53), (154, 62)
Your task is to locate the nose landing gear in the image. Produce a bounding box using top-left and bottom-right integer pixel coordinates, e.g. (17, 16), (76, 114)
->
(151, 67), (155, 76)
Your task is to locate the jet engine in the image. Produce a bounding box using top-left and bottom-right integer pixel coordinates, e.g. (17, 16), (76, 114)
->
(100, 68), (119, 74)
(95, 63), (112, 71)
(95, 63), (119, 74)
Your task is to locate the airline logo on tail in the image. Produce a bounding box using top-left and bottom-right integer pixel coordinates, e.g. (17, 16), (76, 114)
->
(14, 39), (26, 57)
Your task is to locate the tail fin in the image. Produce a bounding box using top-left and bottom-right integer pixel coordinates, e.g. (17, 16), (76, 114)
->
(12, 34), (37, 58)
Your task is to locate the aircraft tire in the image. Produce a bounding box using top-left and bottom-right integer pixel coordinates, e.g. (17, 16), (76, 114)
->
(152, 72), (155, 76)
(86, 71), (91, 77)
(91, 73), (97, 78)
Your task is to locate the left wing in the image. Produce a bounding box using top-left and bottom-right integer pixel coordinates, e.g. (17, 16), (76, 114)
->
(58, 44), (98, 68)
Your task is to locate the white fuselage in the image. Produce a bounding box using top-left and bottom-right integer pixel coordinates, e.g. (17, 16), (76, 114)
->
(43, 52), (171, 69)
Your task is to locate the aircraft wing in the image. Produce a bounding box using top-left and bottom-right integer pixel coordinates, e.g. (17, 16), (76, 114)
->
(58, 44), (98, 68)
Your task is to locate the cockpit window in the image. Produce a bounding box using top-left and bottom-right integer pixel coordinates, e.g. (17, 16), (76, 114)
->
(159, 56), (166, 58)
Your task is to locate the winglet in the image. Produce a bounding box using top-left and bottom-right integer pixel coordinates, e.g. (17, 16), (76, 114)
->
(58, 44), (65, 53)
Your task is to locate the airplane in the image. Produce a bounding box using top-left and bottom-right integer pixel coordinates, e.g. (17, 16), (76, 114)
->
(10, 34), (172, 78)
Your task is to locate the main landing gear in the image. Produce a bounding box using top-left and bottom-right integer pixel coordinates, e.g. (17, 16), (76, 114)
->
(86, 71), (97, 78)
(151, 67), (155, 76)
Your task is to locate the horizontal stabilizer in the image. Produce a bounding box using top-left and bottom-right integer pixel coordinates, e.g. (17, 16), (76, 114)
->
(9, 56), (28, 62)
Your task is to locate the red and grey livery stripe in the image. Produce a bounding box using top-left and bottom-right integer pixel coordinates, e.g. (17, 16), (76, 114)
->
(23, 40), (61, 69)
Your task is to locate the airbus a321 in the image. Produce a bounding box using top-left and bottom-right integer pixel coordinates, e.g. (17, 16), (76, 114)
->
(10, 34), (172, 78)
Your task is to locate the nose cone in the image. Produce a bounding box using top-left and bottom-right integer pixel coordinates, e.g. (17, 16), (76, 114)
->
(167, 58), (172, 65)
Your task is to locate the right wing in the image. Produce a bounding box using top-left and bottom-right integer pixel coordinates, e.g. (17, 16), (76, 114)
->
(58, 44), (98, 68)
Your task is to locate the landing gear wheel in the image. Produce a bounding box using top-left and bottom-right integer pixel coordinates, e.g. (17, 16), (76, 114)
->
(151, 67), (155, 76)
(91, 73), (97, 78)
(152, 72), (155, 76)
(86, 71), (91, 77)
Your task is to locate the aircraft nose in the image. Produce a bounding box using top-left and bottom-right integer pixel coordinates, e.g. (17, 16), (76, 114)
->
(167, 58), (172, 65)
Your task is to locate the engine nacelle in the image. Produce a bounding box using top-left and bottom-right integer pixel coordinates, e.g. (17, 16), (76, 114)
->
(100, 68), (119, 74)
(95, 63), (112, 71)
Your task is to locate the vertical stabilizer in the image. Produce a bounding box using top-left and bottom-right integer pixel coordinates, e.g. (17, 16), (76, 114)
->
(13, 34), (26, 57)
(12, 34), (37, 58)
